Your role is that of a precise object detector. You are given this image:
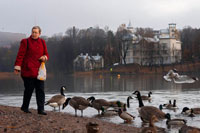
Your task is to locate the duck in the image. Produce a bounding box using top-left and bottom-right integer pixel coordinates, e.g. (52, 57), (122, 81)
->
(118, 108), (135, 123)
(181, 107), (200, 115)
(100, 107), (118, 116)
(109, 96), (133, 108)
(87, 96), (111, 115)
(166, 114), (187, 126)
(62, 96), (91, 117)
(141, 91), (152, 101)
(179, 125), (200, 133)
(45, 86), (66, 111)
(133, 90), (170, 122)
(141, 115), (158, 133)
(188, 109), (195, 117)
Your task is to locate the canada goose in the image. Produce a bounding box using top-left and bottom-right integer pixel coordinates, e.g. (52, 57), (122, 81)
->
(141, 92), (152, 101)
(161, 100), (178, 110)
(133, 90), (170, 122)
(110, 96), (133, 108)
(179, 125), (200, 133)
(166, 114), (187, 126)
(87, 96), (111, 115)
(163, 100), (172, 107)
(45, 86), (66, 111)
(181, 107), (200, 115)
(118, 108), (135, 123)
(62, 96), (91, 117)
(141, 115), (158, 133)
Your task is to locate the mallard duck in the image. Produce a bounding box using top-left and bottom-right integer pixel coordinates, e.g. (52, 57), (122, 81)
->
(62, 96), (91, 117)
(45, 86), (66, 111)
(100, 107), (118, 116)
(188, 109), (195, 117)
(181, 107), (200, 115)
(133, 90), (170, 122)
(166, 114), (187, 126)
(110, 96), (133, 108)
(141, 91), (152, 101)
(87, 96), (111, 115)
(141, 115), (158, 133)
(179, 125), (200, 133)
(118, 108), (135, 123)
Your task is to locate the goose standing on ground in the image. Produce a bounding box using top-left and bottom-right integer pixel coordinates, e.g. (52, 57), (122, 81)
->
(181, 107), (200, 115)
(141, 115), (158, 133)
(118, 108), (135, 123)
(62, 96), (91, 117)
(133, 90), (170, 122)
(87, 96), (111, 115)
(141, 92), (152, 101)
(45, 86), (66, 111)
(179, 125), (200, 133)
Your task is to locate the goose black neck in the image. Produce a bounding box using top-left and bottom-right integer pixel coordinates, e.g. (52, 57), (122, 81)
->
(61, 88), (65, 96)
(173, 100), (176, 107)
(148, 93), (151, 97)
(127, 97), (130, 108)
(137, 92), (144, 107)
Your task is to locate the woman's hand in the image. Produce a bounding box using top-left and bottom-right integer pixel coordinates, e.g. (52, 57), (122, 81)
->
(39, 56), (47, 62)
(14, 69), (20, 75)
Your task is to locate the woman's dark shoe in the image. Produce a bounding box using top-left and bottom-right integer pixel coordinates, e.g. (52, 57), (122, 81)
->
(38, 111), (47, 115)
(21, 108), (31, 113)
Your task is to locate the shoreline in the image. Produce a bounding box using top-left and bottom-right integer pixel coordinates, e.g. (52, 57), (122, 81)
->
(0, 105), (140, 133)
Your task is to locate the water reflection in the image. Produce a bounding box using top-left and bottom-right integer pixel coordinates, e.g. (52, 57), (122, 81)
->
(1, 73), (200, 133)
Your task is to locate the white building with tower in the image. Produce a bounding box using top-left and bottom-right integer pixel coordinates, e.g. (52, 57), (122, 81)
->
(121, 23), (182, 65)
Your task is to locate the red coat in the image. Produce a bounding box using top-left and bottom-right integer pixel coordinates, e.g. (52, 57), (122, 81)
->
(14, 36), (49, 78)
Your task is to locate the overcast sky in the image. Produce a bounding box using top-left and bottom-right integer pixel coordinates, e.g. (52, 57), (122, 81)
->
(0, 0), (199, 37)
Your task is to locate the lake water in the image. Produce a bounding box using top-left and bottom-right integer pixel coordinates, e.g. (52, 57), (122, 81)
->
(0, 73), (200, 132)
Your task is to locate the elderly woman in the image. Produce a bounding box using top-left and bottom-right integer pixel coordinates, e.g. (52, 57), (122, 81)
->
(14, 26), (49, 115)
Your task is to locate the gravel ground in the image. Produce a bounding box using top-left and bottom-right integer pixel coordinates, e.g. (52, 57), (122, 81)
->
(0, 105), (140, 133)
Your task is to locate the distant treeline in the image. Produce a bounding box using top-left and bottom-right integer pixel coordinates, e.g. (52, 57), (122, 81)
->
(0, 26), (200, 73)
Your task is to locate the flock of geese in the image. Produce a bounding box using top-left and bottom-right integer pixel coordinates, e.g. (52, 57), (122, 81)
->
(45, 86), (200, 133)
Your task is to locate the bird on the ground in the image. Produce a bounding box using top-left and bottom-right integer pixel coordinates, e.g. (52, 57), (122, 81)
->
(118, 108), (135, 123)
(62, 96), (91, 117)
(45, 86), (66, 111)
(141, 115), (158, 133)
(87, 96), (111, 115)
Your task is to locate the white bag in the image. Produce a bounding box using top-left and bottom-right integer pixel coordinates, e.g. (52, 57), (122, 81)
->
(37, 62), (46, 81)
